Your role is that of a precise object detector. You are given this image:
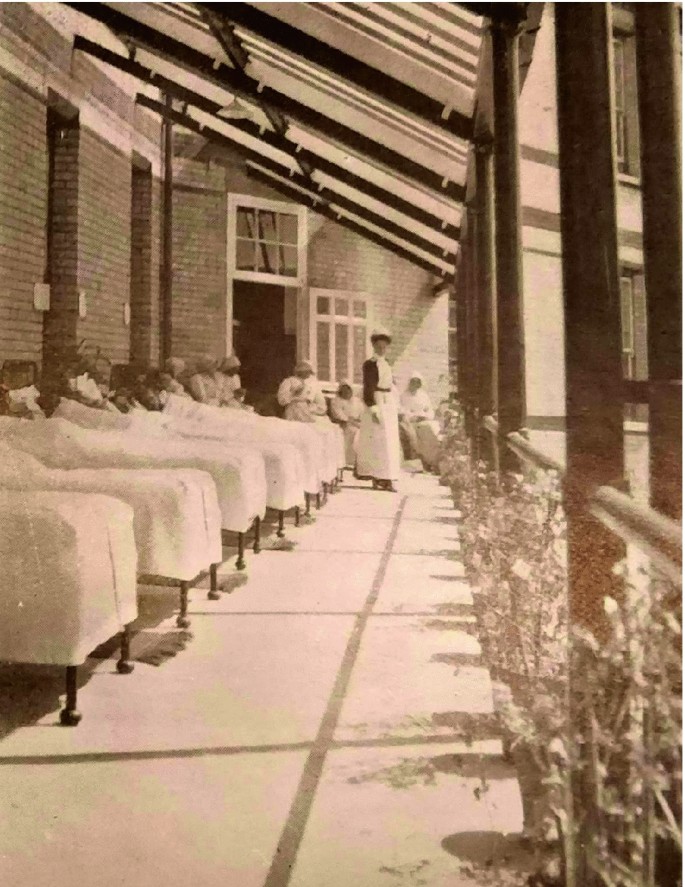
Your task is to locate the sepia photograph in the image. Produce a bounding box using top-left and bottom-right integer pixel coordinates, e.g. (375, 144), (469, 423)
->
(0, 2), (681, 886)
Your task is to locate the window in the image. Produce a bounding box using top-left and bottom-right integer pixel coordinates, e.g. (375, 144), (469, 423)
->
(448, 293), (458, 391)
(611, 9), (640, 176)
(619, 269), (648, 381)
(311, 289), (369, 386)
(228, 195), (306, 285)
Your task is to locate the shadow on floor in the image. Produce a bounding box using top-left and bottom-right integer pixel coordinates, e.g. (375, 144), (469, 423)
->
(345, 752), (517, 789)
(441, 832), (535, 881)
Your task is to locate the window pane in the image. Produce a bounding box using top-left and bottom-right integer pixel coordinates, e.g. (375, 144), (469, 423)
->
(334, 298), (348, 316)
(257, 242), (278, 274)
(352, 325), (366, 385)
(257, 210), (277, 242)
(236, 239), (255, 272)
(279, 245), (298, 277)
(335, 323), (349, 382)
(237, 207), (255, 239)
(279, 213), (298, 245)
(620, 276), (634, 353)
(353, 300), (366, 319)
(317, 322), (330, 380)
(317, 296), (330, 315)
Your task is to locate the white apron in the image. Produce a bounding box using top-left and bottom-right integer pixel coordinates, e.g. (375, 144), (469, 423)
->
(356, 390), (401, 481)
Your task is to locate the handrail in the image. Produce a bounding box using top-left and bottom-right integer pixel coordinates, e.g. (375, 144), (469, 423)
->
(507, 431), (564, 474)
(590, 485), (682, 585)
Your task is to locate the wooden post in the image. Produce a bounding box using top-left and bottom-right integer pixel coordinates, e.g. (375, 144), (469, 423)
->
(556, 6), (627, 885)
(635, 4), (682, 520)
(160, 94), (174, 364)
(492, 11), (526, 466)
(465, 206), (480, 447)
(475, 141), (497, 466)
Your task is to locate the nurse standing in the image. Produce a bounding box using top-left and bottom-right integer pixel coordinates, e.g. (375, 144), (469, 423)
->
(356, 328), (401, 492)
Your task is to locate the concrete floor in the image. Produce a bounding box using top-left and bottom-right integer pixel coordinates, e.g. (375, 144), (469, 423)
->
(0, 473), (529, 887)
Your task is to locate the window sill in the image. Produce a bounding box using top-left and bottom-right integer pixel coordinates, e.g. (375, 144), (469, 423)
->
(618, 172), (641, 189)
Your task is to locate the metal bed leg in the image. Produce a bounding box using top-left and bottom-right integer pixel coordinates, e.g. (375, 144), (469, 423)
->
(59, 666), (82, 726)
(316, 492), (322, 510)
(277, 510), (286, 538)
(305, 493), (312, 517)
(207, 563), (222, 600)
(253, 516), (262, 553)
(322, 482), (329, 505)
(294, 506), (300, 527)
(116, 623), (135, 674)
(177, 580), (191, 628)
(236, 533), (246, 571)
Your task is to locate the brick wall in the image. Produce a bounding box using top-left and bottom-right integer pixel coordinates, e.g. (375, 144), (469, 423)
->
(308, 216), (449, 404)
(76, 129), (132, 363)
(130, 164), (161, 366)
(0, 72), (47, 363)
(170, 158), (227, 364)
(42, 115), (80, 368)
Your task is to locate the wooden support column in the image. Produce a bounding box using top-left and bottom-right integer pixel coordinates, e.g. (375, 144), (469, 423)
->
(475, 141), (497, 465)
(465, 206), (480, 445)
(160, 93), (174, 364)
(556, 7), (627, 885)
(454, 245), (469, 422)
(635, 4), (682, 520)
(492, 10), (526, 465)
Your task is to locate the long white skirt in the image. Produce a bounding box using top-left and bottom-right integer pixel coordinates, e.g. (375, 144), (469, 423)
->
(356, 393), (401, 482)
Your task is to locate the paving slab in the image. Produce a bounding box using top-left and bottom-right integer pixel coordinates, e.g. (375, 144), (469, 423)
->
(336, 617), (494, 743)
(375, 555), (472, 614)
(291, 515), (395, 553)
(393, 518), (462, 556)
(211, 550), (381, 614)
(0, 749), (306, 887)
(289, 744), (524, 887)
(0, 613), (352, 758)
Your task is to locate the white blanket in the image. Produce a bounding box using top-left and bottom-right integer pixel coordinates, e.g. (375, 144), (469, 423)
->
(0, 490), (137, 666)
(56, 399), (304, 512)
(0, 417), (266, 533)
(0, 443), (222, 580)
(162, 395), (330, 494)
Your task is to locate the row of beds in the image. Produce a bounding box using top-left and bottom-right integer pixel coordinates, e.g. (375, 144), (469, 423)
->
(0, 384), (346, 726)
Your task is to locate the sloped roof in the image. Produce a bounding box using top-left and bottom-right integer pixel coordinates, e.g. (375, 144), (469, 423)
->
(67, 2), (487, 278)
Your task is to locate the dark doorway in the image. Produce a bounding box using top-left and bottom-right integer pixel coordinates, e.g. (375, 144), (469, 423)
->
(232, 280), (296, 415)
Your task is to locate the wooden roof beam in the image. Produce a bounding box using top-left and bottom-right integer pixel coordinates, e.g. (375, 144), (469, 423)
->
(246, 165), (451, 279)
(201, 2), (474, 142)
(66, 2), (465, 203)
(137, 93), (456, 264)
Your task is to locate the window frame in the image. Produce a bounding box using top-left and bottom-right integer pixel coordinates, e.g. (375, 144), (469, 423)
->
(227, 194), (308, 286)
(619, 266), (648, 382)
(610, 9), (641, 178)
(310, 288), (372, 389)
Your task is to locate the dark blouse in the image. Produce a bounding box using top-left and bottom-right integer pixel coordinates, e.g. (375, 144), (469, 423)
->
(362, 358), (379, 408)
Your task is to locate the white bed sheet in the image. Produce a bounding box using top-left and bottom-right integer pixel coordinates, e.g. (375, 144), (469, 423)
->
(0, 443), (222, 580)
(0, 490), (137, 666)
(0, 417), (266, 533)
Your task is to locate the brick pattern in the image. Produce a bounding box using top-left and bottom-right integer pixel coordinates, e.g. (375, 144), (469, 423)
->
(308, 217), (449, 405)
(76, 130), (132, 364)
(0, 73), (47, 363)
(42, 116), (80, 370)
(171, 161), (227, 363)
(130, 166), (161, 366)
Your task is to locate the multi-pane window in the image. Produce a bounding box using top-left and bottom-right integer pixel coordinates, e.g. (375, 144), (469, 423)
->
(619, 269), (648, 380)
(235, 206), (299, 277)
(312, 290), (368, 386)
(228, 195), (306, 286)
(611, 7), (640, 176)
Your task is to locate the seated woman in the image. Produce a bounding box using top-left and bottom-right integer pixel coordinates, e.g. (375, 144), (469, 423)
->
(399, 372), (441, 472)
(277, 360), (328, 423)
(218, 354), (242, 407)
(188, 355), (222, 406)
(162, 357), (191, 398)
(329, 382), (363, 468)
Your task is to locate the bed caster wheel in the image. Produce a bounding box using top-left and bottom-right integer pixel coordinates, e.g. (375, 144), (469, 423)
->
(59, 708), (82, 727)
(207, 588), (222, 601)
(116, 659), (135, 675)
(176, 615), (191, 629)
